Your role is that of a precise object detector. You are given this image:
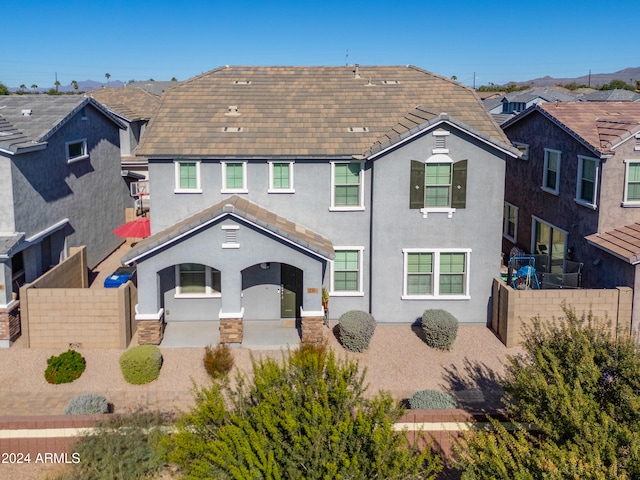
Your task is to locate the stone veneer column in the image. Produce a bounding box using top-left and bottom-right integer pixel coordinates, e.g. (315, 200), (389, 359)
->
(301, 309), (325, 344)
(137, 320), (164, 345)
(135, 308), (164, 345)
(0, 301), (21, 348)
(219, 308), (244, 344)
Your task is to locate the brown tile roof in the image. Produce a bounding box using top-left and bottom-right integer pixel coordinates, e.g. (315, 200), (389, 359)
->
(136, 65), (509, 158)
(88, 86), (160, 121)
(586, 223), (640, 264)
(538, 102), (640, 155)
(122, 195), (334, 265)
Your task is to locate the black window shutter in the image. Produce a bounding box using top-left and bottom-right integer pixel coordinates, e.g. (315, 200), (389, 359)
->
(410, 160), (425, 209)
(452, 160), (467, 209)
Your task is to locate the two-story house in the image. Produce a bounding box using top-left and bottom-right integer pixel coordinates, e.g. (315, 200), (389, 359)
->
(121, 65), (519, 344)
(501, 102), (640, 330)
(88, 86), (161, 180)
(484, 87), (578, 126)
(0, 95), (130, 347)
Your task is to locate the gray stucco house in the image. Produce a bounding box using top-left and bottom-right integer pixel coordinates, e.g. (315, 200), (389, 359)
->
(122, 65), (518, 344)
(502, 102), (640, 330)
(0, 95), (130, 346)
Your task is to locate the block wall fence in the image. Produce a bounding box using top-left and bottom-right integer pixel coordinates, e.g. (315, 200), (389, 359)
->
(19, 246), (136, 349)
(491, 278), (632, 347)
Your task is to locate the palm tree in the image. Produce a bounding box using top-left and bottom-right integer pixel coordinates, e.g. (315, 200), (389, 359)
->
(71, 80), (79, 92)
(19, 84), (26, 92)
(171, 77), (177, 82)
(54, 80), (61, 93)
(31, 84), (38, 93)
(105, 72), (111, 87)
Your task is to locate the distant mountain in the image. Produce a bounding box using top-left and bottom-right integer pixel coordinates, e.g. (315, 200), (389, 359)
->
(513, 67), (640, 88)
(9, 79), (125, 93)
(59, 80), (125, 92)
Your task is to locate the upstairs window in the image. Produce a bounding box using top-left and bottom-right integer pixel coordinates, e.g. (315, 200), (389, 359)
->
(66, 139), (88, 164)
(268, 161), (294, 193)
(410, 156), (467, 217)
(623, 160), (640, 205)
(221, 161), (248, 193)
(331, 161), (364, 210)
(174, 160), (201, 193)
(542, 149), (561, 194)
(576, 156), (598, 208)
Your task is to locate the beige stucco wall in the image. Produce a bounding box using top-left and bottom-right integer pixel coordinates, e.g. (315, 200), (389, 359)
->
(598, 138), (640, 234)
(492, 278), (633, 347)
(20, 246), (135, 349)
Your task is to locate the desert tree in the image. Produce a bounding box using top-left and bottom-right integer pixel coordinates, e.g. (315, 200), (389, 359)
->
(166, 344), (441, 479)
(455, 307), (640, 479)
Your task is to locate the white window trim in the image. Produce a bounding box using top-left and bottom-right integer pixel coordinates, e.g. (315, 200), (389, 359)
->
(329, 246), (364, 296)
(575, 155), (599, 210)
(503, 202), (518, 242)
(513, 142), (529, 160)
(401, 248), (471, 300)
(622, 159), (640, 207)
(65, 139), (88, 164)
(174, 264), (221, 298)
(174, 160), (202, 193)
(221, 161), (248, 193)
(542, 148), (561, 195)
(330, 161), (365, 211)
(267, 161), (295, 193)
(421, 154), (456, 217)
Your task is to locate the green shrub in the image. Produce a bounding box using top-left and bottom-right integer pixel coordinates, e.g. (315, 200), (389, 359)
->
(64, 393), (109, 415)
(119, 345), (162, 385)
(167, 346), (441, 479)
(409, 389), (457, 409)
(338, 310), (376, 352)
(44, 350), (86, 384)
(54, 409), (172, 480)
(203, 344), (234, 379)
(421, 309), (459, 350)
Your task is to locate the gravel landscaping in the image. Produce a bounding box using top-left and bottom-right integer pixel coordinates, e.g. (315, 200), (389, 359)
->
(0, 323), (522, 479)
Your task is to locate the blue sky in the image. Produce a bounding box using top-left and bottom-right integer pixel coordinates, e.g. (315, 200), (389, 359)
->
(3, 0), (638, 88)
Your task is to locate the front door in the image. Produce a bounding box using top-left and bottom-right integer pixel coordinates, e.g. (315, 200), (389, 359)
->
(280, 264), (303, 318)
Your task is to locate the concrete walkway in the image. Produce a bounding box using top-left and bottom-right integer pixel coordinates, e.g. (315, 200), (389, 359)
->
(160, 320), (301, 349)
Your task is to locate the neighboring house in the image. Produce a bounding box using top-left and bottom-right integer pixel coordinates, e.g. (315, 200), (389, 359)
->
(484, 87), (578, 125)
(88, 86), (160, 178)
(89, 87), (161, 212)
(579, 89), (640, 102)
(501, 102), (640, 330)
(121, 65), (518, 343)
(0, 96), (130, 346)
(126, 80), (179, 96)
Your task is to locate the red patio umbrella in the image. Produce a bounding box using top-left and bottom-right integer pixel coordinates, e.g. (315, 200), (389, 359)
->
(113, 216), (151, 239)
